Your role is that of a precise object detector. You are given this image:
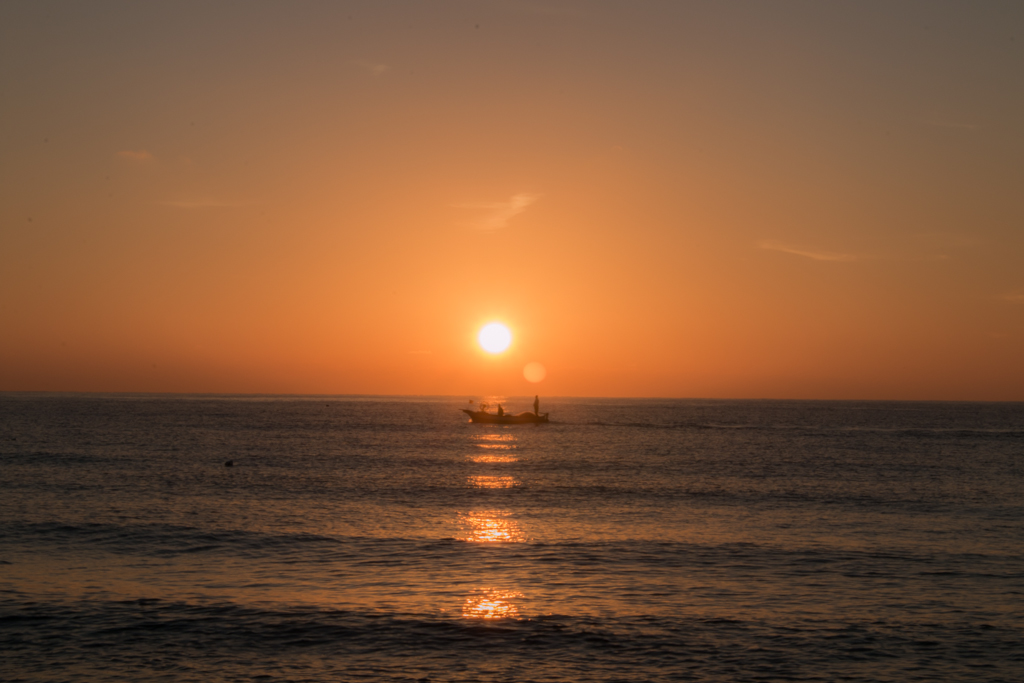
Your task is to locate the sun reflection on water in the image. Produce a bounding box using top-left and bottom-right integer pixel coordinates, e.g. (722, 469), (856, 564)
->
(457, 510), (526, 542)
(462, 589), (524, 619)
(470, 454), (519, 463)
(470, 475), (520, 488)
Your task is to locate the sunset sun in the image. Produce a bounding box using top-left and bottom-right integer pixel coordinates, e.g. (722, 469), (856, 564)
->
(478, 323), (512, 354)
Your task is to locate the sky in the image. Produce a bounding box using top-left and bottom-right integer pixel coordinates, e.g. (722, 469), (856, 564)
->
(1, 0), (1022, 400)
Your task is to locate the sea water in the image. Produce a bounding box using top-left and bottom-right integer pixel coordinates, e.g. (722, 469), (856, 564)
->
(1, 394), (1022, 681)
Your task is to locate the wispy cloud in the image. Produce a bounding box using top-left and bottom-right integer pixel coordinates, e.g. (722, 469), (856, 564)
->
(355, 60), (389, 76)
(117, 149), (154, 162)
(1003, 291), (1024, 303)
(759, 240), (859, 262)
(159, 199), (245, 209)
(760, 240), (951, 263)
(457, 193), (541, 230)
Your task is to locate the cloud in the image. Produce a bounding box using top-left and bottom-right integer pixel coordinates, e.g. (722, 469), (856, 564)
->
(355, 60), (389, 76)
(159, 199), (245, 209)
(117, 149), (154, 162)
(1003, 291), (1024, 303)
(759, 240), (859, 262)
(457, 193), (541, 230)
(759, 240), (951, 263)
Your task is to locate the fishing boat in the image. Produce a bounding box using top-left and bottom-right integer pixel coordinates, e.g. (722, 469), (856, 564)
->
(461, 409), (549, 424)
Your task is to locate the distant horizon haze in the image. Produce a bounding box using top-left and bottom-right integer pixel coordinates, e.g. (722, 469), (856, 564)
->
(2, 391), (1020, 405)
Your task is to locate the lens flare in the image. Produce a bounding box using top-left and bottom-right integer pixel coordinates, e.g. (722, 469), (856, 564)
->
(523, 362), (546, 382)
(478, 323), (511, 353)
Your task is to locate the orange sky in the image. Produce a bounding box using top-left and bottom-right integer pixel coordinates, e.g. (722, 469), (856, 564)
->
(2, 1), (1022, 400)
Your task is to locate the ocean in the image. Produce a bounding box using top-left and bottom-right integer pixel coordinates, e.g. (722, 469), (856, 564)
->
(1, 394), (1022, 682)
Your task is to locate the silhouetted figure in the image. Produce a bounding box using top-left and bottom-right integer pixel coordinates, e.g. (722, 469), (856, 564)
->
(497, 405), (504, 417)
(534, 395), (540, 416)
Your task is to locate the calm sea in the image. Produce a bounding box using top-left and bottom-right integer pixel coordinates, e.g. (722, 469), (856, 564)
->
(1, 394), (1022, 682)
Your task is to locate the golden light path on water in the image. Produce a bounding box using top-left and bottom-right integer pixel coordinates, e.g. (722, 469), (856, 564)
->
(458, 429), (526, 619)
(469, 434), (518, 463)
(462, 590), (525, 619)
(469, 475), (520, 489)
(457, 510), (526, 543)
(471, 454), (518, 463)
(472, 434), (516, 443)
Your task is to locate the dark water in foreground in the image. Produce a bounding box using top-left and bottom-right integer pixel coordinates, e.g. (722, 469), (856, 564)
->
(1, 394), (1022, 682)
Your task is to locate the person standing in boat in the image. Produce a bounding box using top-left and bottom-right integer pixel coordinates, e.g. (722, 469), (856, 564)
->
(534, 395), (540, 417)
(497, 404), (504, 417)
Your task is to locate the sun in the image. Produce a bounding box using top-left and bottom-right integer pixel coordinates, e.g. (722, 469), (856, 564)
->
(478, 323), (512, 354)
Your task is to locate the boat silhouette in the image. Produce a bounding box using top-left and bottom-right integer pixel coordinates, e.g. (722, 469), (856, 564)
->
(461, 408), (549, 424)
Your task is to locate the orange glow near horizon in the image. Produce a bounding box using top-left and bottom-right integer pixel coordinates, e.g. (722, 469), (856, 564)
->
(1, 4), (1022, 400)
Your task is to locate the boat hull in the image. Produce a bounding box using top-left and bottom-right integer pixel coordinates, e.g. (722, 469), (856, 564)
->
(462, 409), (549, 424)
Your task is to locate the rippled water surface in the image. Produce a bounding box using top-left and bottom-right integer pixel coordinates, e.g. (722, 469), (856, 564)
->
(2, 395), (1022, 681)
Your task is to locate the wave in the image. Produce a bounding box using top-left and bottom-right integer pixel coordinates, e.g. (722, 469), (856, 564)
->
(2, 598), (1022, 682)
(5, 521), (1020, 571)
